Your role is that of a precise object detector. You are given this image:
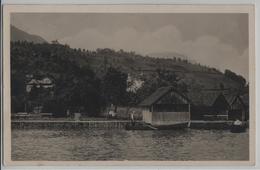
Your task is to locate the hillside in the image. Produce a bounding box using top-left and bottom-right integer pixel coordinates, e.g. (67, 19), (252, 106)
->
(10, 40), (248, 115)
(84, 48), (245, 90)
(148, 52), (188, 60)
(10, 26), (246, 93)
(11, 41), (245, 92)
(11, 25), (47, 44)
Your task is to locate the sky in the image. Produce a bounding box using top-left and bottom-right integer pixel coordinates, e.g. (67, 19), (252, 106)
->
(11, 13), (249, 80)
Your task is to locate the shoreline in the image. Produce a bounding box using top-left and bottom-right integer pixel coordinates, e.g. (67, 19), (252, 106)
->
(11, 120), (249, 130)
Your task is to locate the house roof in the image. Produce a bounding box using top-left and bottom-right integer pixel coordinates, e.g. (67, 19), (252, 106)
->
(224, 95), (236, 105)
(27, 77), (53, 85)
(185, 91), (222, 106)
(223, 91), (249, 107)
(240, 93), (249, 106)
(139, 86), (189, 107)
(223, 92), (238, 105)
(140, 87), (249, 108)
(212, 93), (231, 110)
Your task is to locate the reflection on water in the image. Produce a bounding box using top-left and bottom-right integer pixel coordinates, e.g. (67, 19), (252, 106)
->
(12, 129), (249, 161)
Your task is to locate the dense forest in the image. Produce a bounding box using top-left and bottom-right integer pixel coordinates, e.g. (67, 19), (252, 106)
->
(11, 41), (247, 116)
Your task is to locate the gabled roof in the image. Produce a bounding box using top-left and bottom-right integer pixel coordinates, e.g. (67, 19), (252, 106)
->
(223, 92), (238, 105)
(223, 92), (249, 107)
(240, 93), (249, 106)
(139, 86), (172, 106)
(139, 86), (189, 107)
(224, 95), (236, 105)
(212, 93), (231, 110)
(185, 91), (222, 106)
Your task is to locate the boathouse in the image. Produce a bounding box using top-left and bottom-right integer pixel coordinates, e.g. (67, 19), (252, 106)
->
(187, 91), (230, 120)
(226, 93), (249, 121)
(139, 86), (191, 126)
(209, 93), (230, 120)
(240, 93), (249, 120)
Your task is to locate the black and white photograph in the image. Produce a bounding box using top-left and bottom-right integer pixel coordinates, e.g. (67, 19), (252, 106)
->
(2, 4), (255, 165)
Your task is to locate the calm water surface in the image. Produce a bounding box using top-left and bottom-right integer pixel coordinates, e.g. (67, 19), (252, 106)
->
(12, 129), (249, 161)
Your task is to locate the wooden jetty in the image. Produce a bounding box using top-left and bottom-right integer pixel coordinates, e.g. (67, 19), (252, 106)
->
(190, 120), (249, 130)
(11, 120), (135, 130)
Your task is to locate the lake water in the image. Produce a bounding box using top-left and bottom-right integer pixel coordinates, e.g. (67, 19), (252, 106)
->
(12, 129), (249, 161)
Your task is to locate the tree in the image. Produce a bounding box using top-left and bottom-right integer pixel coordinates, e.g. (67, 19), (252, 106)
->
(156, 68), (181, 87)
(134, 78), (158, 103)
(219, 83), (225, 90)
(103, 67), (128, 112)
(224, 69), (246, 87)
(11, 72), (27, 113)
(68, 66), (103, 116)
(52, 65), (103, 116)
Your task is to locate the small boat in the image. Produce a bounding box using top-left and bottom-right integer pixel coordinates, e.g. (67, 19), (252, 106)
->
(230, 120), (246, 133)
(154, 123), (189, 130)
(125, 122), (189, 130)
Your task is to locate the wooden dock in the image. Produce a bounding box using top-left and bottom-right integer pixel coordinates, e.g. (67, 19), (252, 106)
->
(190, 120), (249, 130)
(11, 120), (134, 130)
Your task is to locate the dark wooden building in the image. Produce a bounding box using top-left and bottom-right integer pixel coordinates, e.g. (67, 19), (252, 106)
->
(186, 91), (230, 120)
(226, 93), (249, 121)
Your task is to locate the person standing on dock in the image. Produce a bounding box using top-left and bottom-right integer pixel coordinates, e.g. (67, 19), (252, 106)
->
(130, 111), (135, 126)
(66, 109), (70, 118)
